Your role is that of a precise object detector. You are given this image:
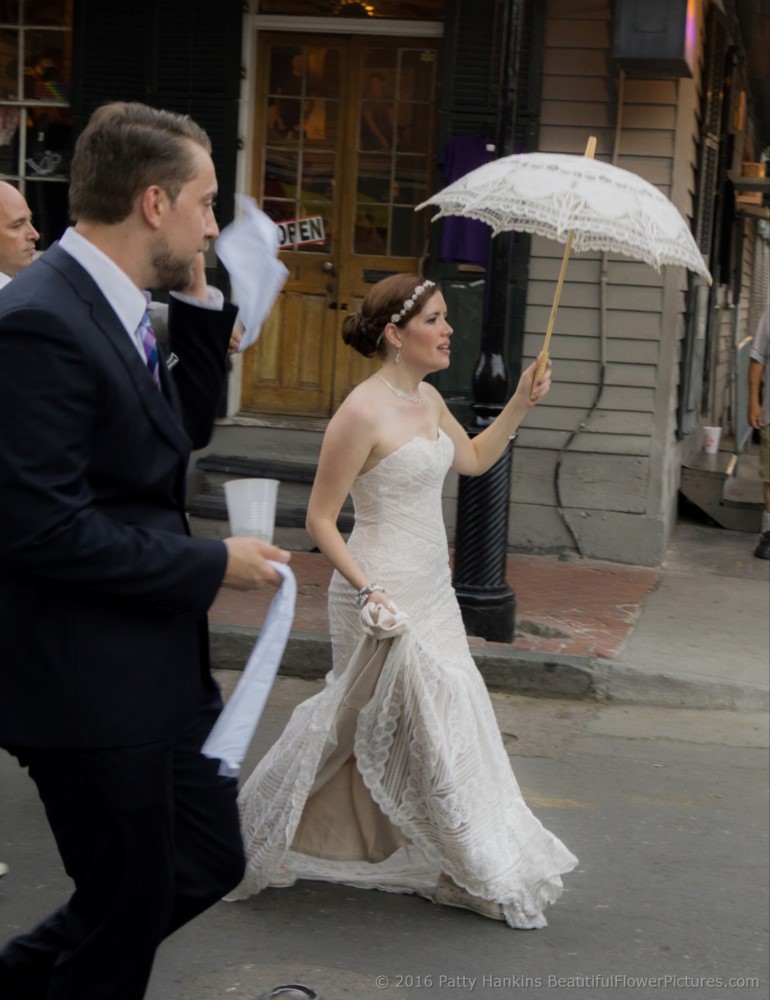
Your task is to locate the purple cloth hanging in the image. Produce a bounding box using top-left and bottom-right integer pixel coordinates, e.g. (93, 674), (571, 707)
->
(437, 135), (495, 267)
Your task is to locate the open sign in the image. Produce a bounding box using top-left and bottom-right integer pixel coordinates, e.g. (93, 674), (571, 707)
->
(277, 216), (326, 248)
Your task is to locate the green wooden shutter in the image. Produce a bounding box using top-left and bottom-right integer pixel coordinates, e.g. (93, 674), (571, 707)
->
(439, 0), (505, 147)
(71, 0), (151, 121)
(147, 0), (242, 232)
(72, 0), (241, 238)
(694, 6), (728, 260)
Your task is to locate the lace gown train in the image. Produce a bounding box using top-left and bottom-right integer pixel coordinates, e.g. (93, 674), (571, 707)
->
(231, 429), (578, 928)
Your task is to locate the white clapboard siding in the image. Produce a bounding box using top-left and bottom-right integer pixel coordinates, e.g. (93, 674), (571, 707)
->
(550, 383), (655, 412)
(511, 450), (650, 514)
(541, 76), (611, 103)
(523, 330), (660, 365)
(610, 156), (672, 187)
(514, 430), (652, 455)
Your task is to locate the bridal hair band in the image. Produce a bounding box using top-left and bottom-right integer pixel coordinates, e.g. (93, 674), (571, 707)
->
(390, 280), (435, 324)
(376, 280), (437, 346)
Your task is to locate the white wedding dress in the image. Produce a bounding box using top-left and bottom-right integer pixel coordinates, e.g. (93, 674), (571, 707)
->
(231, 429), (577, 928)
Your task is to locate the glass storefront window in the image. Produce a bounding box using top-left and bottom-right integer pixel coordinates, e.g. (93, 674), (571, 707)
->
(0, 0), (73, 250)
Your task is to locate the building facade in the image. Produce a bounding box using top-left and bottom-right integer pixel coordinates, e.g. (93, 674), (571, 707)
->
(2, 0), (768, 566)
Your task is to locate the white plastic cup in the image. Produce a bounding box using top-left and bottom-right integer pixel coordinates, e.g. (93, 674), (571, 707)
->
(223, 478), (279, 542)
(703, 426), (722, 455)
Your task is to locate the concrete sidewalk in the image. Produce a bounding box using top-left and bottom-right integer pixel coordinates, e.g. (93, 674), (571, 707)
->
(208, 519), (769, 711)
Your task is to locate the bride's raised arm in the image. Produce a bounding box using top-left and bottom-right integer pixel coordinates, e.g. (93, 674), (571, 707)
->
(438, 354), (552, 477)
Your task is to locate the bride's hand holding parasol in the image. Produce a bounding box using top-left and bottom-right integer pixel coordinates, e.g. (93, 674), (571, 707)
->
(516, 352), (553, 409)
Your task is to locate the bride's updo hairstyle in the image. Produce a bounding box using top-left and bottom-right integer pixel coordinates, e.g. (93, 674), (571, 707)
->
(342, 273), (439, 358)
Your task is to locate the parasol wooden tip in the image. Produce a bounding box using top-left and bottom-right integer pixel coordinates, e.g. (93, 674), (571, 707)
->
(585, 136), (597, 159)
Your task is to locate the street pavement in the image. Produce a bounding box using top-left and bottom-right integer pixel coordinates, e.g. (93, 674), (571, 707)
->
(1, 518), (768, 999)
(3, 685), (765, 1000)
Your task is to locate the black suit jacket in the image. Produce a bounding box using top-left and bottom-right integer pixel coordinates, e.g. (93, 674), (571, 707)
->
(0, 245), (237, 748)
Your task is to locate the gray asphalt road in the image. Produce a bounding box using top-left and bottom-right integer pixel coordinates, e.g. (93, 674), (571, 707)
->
(2, 675), (768, 1000)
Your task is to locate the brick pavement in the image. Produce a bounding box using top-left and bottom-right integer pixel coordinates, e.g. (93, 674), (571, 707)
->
(209, 550), (659, 661)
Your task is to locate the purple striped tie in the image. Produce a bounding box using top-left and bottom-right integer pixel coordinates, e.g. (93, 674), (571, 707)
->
(137, 309), (160, 387)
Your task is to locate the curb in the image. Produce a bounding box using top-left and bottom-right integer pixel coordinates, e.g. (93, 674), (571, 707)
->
(209, 624), (770, 713)
(598, 661), (770, 712)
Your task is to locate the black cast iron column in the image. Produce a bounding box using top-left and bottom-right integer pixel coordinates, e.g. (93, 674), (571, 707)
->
(453, 0), (524, 643)
(453, 234), (516, 641)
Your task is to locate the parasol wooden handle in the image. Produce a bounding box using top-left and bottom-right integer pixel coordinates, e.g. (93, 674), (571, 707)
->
(531, 135), (597, 399)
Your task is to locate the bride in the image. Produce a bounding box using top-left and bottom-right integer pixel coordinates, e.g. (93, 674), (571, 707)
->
(231, 274), (578, 928)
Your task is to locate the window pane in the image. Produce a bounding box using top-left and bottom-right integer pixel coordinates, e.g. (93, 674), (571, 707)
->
(303, 97), (337, 147)
(1, 28), (20, 97)
(394, 154), (429, 205)
(0, 104), (19, 171)
(305, 46), (339, 99)
(359, 93), (394, 152)
(24, 105), (72, 178)
(302, 152), (335, 199)
(359, 48), (396, 154)
(396, 103), (430, 154)
(0, 2), (20, 23)
(398, 48), (437, 98)
(354, 202), (387, 255)
(268, 96), (302, 142)
(24, 29), (71, 100)
(263, 198), (293, 225)
(264, 150), (299, 206)
(357, 152), (391, 204)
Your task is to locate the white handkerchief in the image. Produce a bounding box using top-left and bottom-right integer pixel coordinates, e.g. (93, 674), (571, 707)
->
(215, 195), (289, 351)
(202, 561), (296, 776)
(360, 601), (410, 639)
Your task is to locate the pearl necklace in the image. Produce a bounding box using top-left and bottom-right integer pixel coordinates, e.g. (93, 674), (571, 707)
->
(375, 373), (424, 405)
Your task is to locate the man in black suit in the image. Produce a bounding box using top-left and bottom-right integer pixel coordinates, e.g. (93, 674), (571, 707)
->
(0, 102), (289, 999)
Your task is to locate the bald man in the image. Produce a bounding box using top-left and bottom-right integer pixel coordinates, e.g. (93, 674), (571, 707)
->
(0, 181), (39, 287)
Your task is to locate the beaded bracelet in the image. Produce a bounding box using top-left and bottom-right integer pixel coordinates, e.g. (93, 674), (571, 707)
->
(355, 583), (386, 608)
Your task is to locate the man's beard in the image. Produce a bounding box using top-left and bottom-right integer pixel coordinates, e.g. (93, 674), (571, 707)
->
(151, 238), (195, 291)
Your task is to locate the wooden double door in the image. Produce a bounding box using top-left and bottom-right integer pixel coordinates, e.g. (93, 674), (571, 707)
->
(241, 32), (439, 417)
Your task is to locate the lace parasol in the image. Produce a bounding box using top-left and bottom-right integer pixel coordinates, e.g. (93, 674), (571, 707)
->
(415, 136), (711, 390)
(416, 145), (710, 280)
